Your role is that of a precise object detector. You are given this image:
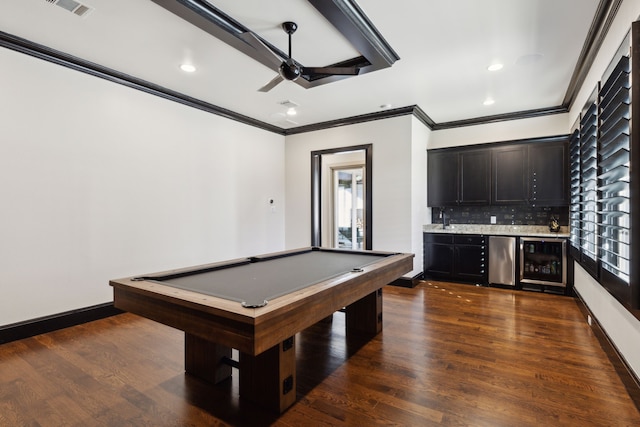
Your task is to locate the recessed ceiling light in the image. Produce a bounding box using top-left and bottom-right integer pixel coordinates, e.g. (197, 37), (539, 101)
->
(286, 107), (297, 116)
(483, 98), (495, 106)
(180, 64), (196, 73)
(487, 63), (503, 71)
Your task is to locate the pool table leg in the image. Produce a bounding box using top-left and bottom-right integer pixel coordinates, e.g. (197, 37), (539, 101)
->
(184, 333), (232, 384)
(345, 288), (383, 335)
(239, 336), (296, 413)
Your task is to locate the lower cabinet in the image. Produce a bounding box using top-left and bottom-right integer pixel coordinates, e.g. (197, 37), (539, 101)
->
(423, 233), (487, 285)
(423, 234), (454, 279)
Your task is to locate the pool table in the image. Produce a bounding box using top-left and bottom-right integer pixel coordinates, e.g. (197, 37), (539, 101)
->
(110, 247), (413, 413)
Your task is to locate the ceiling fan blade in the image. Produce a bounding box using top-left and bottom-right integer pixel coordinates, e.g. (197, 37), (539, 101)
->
(302, 66), (360, 76)
(258, 74), (284, 92)
(238, 31), (284, 69)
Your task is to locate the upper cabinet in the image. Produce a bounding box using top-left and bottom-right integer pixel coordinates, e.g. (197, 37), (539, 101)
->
(492, 139), (569, 206)
(528, 140), (568, 206)
(427, 149), (490, 206)
(491, 144), (528, 204)
(428, 137), (569, 207)
(460, 150), (491, 204)
(427, 150), (459, 206)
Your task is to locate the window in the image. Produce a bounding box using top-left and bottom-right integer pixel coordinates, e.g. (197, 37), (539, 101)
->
(579, 95), (598, 268)
(570, 26), (637, 313)
(569, 126), (581, 253)
(598, 53), (630, 283)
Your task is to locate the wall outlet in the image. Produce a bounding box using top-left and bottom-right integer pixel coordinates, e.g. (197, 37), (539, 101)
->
(490, 215), (497, 224)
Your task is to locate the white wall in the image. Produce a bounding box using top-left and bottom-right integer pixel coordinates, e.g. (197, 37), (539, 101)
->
(411, 116), (431, 263)
(574, 264), (640, 377)
(285, 115), (430, 276)
(428, 113), (570, 149)
(0, 47), (285, 326)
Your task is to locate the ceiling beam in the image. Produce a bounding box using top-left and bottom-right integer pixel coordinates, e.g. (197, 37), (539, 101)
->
(308, 0), (400, 72)
(150, 0), (399, 89)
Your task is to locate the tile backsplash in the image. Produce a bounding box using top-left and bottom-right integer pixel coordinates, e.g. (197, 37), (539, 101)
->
(431, 205), (569, 226)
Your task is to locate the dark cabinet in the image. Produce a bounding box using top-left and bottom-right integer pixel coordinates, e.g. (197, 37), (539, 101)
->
(491, 145), (528, 204)
(423, 234), (454, 279)
(491, 139), (569, 206)
(528, 141), (568, 206)
(460, 150), (491, 204)
(427, 151), (459, 206)
(428, 137), (569, 208)
(453, 235), (487, 282)
(428, 149), (490, 206)
(423, 233), (486, 284)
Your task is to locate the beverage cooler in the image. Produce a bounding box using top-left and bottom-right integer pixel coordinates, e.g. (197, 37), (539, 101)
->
(519, 237), (567, 287)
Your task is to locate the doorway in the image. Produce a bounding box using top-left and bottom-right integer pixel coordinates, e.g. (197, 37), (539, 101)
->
(311, 144), (372, 250)
(334, 167), (365, 249)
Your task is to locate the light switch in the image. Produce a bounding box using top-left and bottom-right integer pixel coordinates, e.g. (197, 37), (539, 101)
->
(490, 216), (497, 224)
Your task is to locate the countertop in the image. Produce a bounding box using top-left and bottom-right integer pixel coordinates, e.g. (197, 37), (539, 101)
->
(423, 224), (570, 238)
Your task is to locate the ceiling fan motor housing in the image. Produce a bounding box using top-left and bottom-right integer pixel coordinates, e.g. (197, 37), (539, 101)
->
(280, 59), (301, 81)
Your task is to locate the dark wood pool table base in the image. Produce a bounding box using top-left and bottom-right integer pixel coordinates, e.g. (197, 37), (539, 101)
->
(182, 288), (383, 413)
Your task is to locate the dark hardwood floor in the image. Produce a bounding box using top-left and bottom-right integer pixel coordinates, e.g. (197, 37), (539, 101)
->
(1, 281), (639, 426)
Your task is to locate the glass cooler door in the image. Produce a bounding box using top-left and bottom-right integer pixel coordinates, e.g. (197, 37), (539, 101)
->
(520, 237), (567, 286)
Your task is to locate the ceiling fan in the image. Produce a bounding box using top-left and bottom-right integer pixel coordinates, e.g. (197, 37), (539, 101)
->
(239, 21), (361, 92)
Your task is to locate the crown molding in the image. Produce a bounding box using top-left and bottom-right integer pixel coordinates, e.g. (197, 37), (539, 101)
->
(285, 105), (418, 135)
(431, 106), (570, 131)
(562, 0), (624, 108)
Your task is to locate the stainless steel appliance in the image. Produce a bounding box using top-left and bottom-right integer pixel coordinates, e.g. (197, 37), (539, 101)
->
(489, 236), (516, 286)
(519, 237), (567, 287)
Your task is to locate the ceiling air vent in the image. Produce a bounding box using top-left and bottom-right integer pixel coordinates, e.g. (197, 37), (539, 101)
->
(44, 0), (93, 18)
(278, 100), (299, 109)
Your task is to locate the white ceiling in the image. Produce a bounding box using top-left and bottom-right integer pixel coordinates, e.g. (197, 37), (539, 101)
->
(0, 0), (602, 130)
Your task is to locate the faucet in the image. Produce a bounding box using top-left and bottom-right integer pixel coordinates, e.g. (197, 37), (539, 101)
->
(441, 207), (447, 229)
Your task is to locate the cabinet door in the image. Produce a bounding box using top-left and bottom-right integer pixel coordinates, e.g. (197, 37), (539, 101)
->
(528, 141), (568, 206)
(454, 245), (487, 283)
(427, 151), (459, 206)
(424, 233), (454, 280)
(492, 145), (528, 204)
(459, 150), (491, 204)
(424, 243), (454, 279)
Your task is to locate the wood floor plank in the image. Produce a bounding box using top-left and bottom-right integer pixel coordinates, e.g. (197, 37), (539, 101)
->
(0, 281), (639, 426)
